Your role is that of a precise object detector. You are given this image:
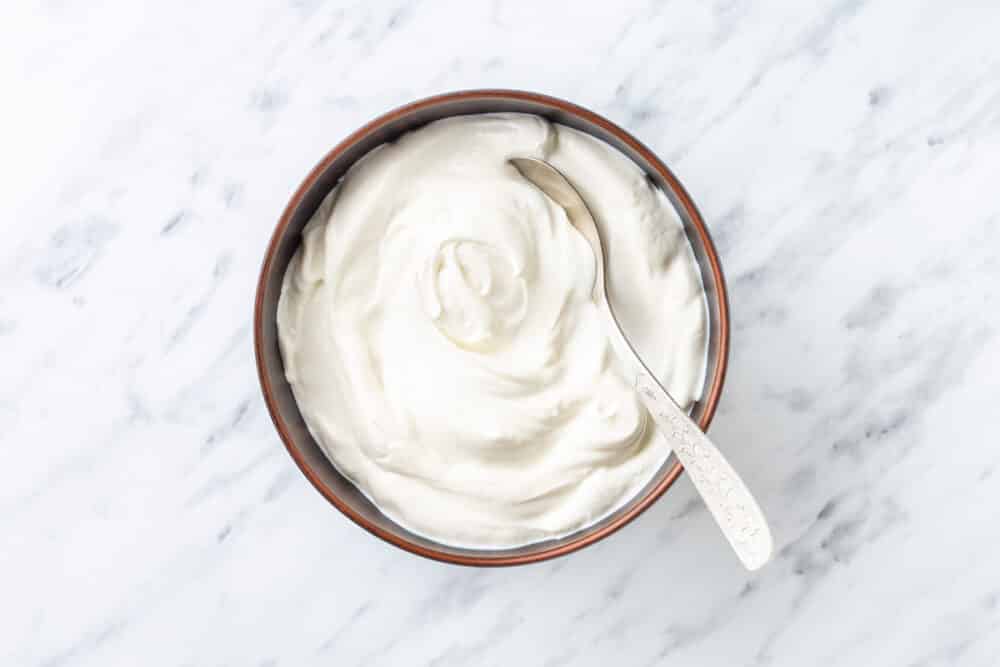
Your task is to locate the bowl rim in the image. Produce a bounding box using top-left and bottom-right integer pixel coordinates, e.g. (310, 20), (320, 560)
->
(254, 89), (730, 566)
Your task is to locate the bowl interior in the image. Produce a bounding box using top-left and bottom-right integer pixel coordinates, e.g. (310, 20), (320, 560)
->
(254, 91), (728, 565)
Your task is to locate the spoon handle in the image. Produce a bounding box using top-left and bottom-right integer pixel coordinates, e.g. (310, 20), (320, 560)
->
(600, 310), (772, 570)
(632, 367), (773, 570)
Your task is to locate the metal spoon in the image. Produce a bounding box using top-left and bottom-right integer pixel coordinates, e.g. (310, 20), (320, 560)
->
(509, 157), (773, 570)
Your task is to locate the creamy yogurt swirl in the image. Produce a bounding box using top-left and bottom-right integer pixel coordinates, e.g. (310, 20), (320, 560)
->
(278, 114), (707, 548)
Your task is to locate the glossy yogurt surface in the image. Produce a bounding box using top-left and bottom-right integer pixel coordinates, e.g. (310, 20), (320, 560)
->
(278, 114), (707, 548)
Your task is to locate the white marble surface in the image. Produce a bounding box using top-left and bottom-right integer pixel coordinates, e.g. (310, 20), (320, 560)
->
(4, 1), (1000, 664)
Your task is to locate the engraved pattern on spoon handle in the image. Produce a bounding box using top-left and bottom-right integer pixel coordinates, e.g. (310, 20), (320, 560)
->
(597, 306), (772, 569)
(633, 371), (773, 571)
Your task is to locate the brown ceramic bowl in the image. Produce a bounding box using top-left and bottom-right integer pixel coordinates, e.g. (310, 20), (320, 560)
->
(254, 89), (729, 566)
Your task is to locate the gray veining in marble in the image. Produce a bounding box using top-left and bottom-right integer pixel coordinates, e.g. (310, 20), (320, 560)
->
(3, 0), (1000, 664)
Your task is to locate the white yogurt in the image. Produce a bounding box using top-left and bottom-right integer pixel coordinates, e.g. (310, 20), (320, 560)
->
(278, 113), (707, 548)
